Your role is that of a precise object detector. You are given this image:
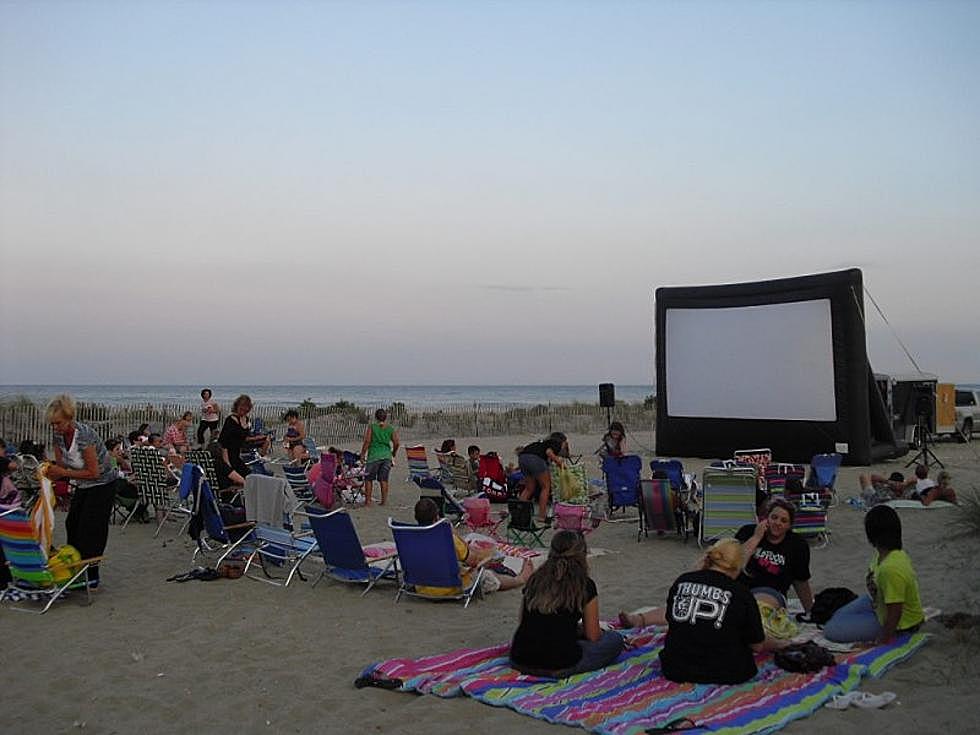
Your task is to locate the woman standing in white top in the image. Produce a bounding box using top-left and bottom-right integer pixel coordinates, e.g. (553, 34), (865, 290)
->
(197, 388), (221, 446)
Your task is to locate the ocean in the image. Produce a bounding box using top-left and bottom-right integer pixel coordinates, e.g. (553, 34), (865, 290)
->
(0, 384), (655, 408)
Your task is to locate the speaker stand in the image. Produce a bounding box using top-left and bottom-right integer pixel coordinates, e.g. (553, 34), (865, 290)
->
(905, 417), (944, 469)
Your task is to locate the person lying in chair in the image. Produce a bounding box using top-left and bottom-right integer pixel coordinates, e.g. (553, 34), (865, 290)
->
(413, 498), (531, 597)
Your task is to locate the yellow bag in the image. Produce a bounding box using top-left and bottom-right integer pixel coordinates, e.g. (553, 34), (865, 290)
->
(47, 544), (82, 584)
(758, 600), (799, 640)
(556, 462), (588, 502)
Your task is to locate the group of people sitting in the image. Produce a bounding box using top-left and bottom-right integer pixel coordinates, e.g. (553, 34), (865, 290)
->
(859, 464), (958, 507)
(504, 497), (924, 684)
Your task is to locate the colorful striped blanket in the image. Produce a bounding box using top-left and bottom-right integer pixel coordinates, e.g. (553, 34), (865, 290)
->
(358, 627), (928, 735)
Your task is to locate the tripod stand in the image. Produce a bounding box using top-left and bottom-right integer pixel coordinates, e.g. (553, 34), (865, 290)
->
(906, 414), (944, 469)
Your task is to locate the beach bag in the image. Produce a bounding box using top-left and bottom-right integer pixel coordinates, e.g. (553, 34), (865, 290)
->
(798, 587), (858, 625)
(47, 544), (82, 584)
(774, 642), (836, 673)
(556, 461), (588, 502)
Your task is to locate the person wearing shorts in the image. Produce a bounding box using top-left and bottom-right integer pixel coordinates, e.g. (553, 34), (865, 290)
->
(360, 408), (400, 506)
(517, 432), (568, 523)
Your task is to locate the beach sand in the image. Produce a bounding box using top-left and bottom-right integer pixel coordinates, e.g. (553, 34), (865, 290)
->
(6, 432), (979, 735)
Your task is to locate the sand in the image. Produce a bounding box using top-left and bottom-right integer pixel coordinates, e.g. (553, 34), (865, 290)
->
(6, 431), (980, 735)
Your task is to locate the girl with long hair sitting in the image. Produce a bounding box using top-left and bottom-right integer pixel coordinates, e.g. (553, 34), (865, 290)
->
(509, 530), (623, 677)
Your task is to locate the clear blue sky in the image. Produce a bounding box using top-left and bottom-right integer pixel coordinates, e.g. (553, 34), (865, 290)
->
(1, 1), (977, 384)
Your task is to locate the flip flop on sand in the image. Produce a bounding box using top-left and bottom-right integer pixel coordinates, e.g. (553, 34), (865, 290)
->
(825, 690), (896, 710)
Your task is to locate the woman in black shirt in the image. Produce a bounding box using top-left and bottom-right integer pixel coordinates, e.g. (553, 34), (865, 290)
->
(510, 530), (623, 677)
(734, 497), (814, 615)
(517, 432), (568, 523)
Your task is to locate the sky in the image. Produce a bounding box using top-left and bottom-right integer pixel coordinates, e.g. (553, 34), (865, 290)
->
(1, 1), (978, 386)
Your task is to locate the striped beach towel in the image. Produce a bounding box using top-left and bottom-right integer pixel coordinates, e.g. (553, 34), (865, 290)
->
(359, 627), (928, 735)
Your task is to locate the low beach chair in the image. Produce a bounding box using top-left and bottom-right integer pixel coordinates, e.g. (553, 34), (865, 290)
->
(283, 461), (315, 503)
(0, 508), (100, 613)
(650, 458), (699, 540)
(477, 452), (510, 503)
(462, 496), (504, 539)
(553, 501), (594, 535)
(806, 452), (843, 506)
(639, 479), (682, 542)
(239, 474), (314, 585)
(305, 507), (398, 595)
(182, 463), (254, 563)
(435, 450), (474, 497)
(733, 447), (772, 498)
(127, 446), (190, 538)
(184, 449), (221, 494)
(790, 496), (830, 548)
(603, 455), (642, 520)
(336, 451), (366, 505)
(699, 465), (758, 547)
(505, 499), (547, 547)
(388, 517), (485, 608)
(405, 446), (465, 519)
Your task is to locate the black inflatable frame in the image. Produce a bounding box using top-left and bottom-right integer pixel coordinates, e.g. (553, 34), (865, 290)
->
(655, 268), (896, 466)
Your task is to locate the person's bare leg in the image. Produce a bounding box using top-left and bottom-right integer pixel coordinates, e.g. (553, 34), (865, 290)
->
(537, 472), (552, 520)
(519, 476), (537, 502)
(364, 480), (374, 506)
(380, 480), (389, 506)
(497, 559), (534, 591)
(618, 608), (668, 627)
(859, 474), (872, 492)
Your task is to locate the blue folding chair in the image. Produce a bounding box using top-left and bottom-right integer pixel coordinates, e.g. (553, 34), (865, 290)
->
(602, 454), (642, 520)
(181, 463), (253, 563)
(807, 453), (843, 506)
(388, 517), (484, 608)
(282, 462), (315, 503)
(305, 507), (398, 596)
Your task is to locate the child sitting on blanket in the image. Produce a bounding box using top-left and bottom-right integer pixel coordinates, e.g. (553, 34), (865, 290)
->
(510, 531), (624, 678)
(413, 498), (531, 597)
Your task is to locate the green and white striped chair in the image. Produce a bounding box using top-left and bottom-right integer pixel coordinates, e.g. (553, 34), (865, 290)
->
(699, 465), (758, 547)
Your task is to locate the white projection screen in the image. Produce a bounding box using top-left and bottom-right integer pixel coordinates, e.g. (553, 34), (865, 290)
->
(665, 299), (837, 421)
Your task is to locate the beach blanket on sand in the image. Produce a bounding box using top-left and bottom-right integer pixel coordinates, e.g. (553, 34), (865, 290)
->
(358, 627), (928, 735)
(884, 499), (956, 510)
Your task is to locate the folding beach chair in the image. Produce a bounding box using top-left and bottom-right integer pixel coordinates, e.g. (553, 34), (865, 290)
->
(806, 452), (843, 506)
(406, 445), (439, 485)
(505, 499), (547, 547)
(650, 458), (700, 540)
(602, 455), (642, 519)
(405, 446), (464, 519)
(790, 496), (830, 548)
(181, 463), (254, 563)
(240, 524), (318, 587)
(335, 451), (366, 504)
(127, 446), (191, 538)
(434, 450), (474, 497)
(388, 517), (485, 608)
(639, 479), (682, 542)
(699, 465), (759, 547)
(184, 449), (221, 494)
(477, 452), (510, 503)
(283, 461), (315, 503)
(461, 496), (505, 539)
(764, 463), (807, 503)
(0, 508), (100, 614)
(304, 507), (398, 595)
(733, 447), (772, 497)
(553, 501), (594, 535)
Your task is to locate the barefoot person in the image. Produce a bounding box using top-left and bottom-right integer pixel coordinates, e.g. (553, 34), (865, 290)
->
(413, 498), (532, 596)
(360, 408), (400, 506)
